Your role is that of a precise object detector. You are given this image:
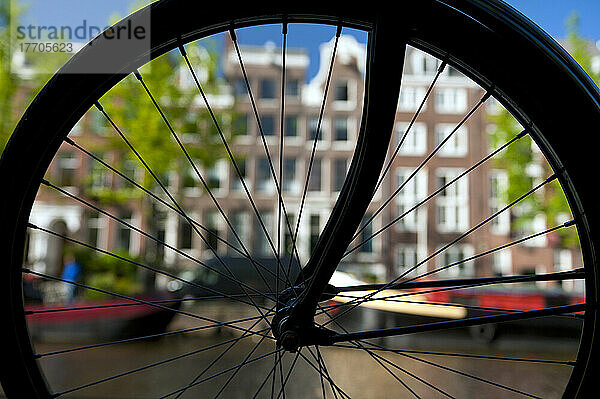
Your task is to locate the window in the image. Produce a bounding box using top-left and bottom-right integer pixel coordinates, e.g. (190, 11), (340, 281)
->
(332, 158), (348, 192)
(204, 211), (223, 253)
(178, 218), (193, 250)
(411, 51), (438, 75)
(491, 249), (512, 276)
(447, 65), (463, 77)
(261, 114), (276, 136)
(334, 80), (349, 102)
(489, 170), (510, 234)
(286, 79), (300, 97)
(394, 122), (427, 156)
(309, 214), (320, 255)
(91, 110), (108, 135)
(233, 78), (248, 97)
(395, 244), (419, 277)
(57, 152), (79, 187)
(230, 210), (251, 252)
(398, 86), (427, 112)
(182, 165), (199, 195)
(89, 154), (111, 190)
(230, 158), (249, 192)
(206, 160), (227, 192)
(285, 116), (298, 137)
(334, 117), (348, 141)
(255, 211), (274, 256)
(307, 158), (322, 192)
(86, 211), (106, 249)
(516, 212), (547, 247)
(435, 87), (467, 114)
(283, 157), (299, 194)
(256, 157), (274, 193)
(117, 210), (134, 252)
(554, 249), (581, 292)
(435, 124), (468, 157)
(122, 160), (139, 183)
(307, 116), (323, 141)
(358, 214), (374, 254)
(283, 213), (296, 255)
(435, 168), (469, 232)
(260, 79), (276, 99)
(153, 211), (167, 261)
(233, 113), (249, 136)
(437, 244), (474, 277)
(394, 168), (427, 231)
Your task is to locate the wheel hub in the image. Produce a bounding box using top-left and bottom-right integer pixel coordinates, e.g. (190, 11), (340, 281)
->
(272, 286), (336, 352)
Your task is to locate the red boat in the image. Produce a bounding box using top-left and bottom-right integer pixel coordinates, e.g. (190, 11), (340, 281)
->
(25, 292), (181, 342)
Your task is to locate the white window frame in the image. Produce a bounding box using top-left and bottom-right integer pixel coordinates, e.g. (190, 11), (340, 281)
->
(488, 170), (510, 235)
(397, 86), (427, 112)
(435, 123), (468, 157)
(435, 87), (467, 114)
(394, 244), (422, 278)
(394, 121), (427, 156)
(205, 159), (228, 197)
(491, 249), (512, 276)
(436, 244), (475, 277)
(410, 50), (439, 76)
(332, 78), (357, 111)
(394, 168), (428, 232)
(435, 168), (469, 233)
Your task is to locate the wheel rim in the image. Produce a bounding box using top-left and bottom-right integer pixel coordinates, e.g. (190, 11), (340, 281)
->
(1, 1), (599, 397)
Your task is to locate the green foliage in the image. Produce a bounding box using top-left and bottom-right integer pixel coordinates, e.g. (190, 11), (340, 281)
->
(0, 1), (18, 151)
(566, 12), (600, 82)
(0, 1), (72, 152)
(72, 246), (143, 300)
(95, 42), (232, 196)
(487, 12), (596, 249)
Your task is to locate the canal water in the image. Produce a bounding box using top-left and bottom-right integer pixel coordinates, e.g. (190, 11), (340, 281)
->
(2, 302), (580, 398)
(31, 332), (577, 398)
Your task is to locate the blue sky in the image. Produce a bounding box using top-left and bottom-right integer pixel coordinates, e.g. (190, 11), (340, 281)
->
(16, 0), (600, 79)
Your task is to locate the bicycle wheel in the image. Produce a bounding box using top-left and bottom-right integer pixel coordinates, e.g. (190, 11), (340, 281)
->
(1, 1), (599, 398)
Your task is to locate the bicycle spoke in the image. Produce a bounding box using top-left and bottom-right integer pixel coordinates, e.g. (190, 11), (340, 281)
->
(350, 90), (491, 243)
(229, 27), (299, 275)
(35, 311), (272, 358)
(174, 314), (271, 399)
(296, 350), (352, 399)
(324, 174), (563, 325)
(317, 269), (584, 318)
(332, 344), (575, 365)
(315, 347), (328, 399)
(178, 41), (295, 292)
(23, 268), (275, 340)
(334, 266), (583, 293)
(131, 71), (277, 314)
(359, 341), (543, 398)
(158, 347), (284, 399)
(331, 292), (581, 320)
(363, 347), (455, 398)
(344, 129), (528, 256)
(252, 351), (284, 399)
(63, 135), (252, 264)
(373, 61), (447, 195)
(277, 22), (289, 304)
(327, 303), (585, 343)
(50, 327), (271, 397)
(276, 350), (301, 399)
(28, 222), (275, 311)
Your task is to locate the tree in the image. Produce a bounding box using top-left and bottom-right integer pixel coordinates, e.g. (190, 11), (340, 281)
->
(0, 1), (20, 151)
(1, 1), (74, 152)
(488, 12), (595, 248)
